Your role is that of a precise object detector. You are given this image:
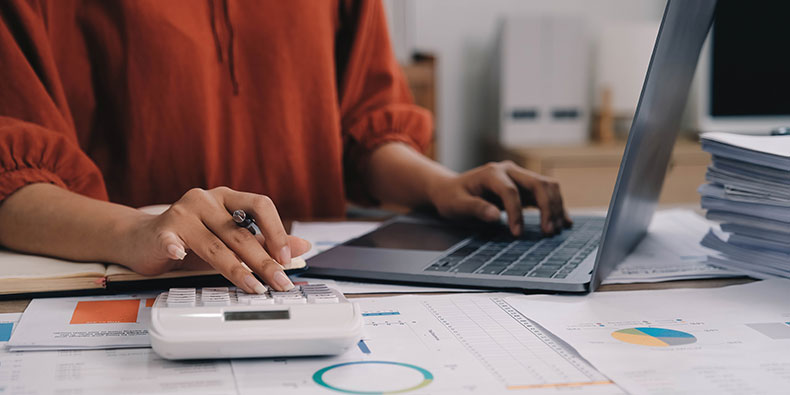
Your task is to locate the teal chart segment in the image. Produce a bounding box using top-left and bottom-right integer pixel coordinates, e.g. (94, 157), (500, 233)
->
(313, 361), (433, 394)
(612, 327), (697, 347)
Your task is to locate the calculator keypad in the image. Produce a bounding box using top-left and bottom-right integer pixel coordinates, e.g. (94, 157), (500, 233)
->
(166, 288), (197, 307)
(163, 284), (341, 307)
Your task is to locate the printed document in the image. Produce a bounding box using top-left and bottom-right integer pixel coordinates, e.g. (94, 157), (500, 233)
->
(0, 347), (236, 394)
(2, 294), (623, 394)
(7, 293), (157, 350)
(507, 279), (790, 394)
(602, 209), (741, 284)
(231, 293), (624, 394)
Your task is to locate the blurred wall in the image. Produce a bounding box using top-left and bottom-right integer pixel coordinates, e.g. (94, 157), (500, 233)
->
(384, 0), (666, 171)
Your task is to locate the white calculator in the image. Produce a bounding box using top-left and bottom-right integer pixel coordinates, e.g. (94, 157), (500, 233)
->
(149, 284), (362, 360)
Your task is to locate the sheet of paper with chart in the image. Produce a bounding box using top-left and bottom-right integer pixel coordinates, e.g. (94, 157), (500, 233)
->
(602, 209), (741, 284)
(7, 293), (158, 350)
(0, 347), (237, 394)
(0, 313), (21, 392)
(1, 309), (237, 394)
(507, 279), (790, 394)
(231, 293), (624, 394)
(0, 312), (20, 351)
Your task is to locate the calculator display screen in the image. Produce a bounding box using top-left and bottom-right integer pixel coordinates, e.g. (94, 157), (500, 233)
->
(224, 310), (290, 321)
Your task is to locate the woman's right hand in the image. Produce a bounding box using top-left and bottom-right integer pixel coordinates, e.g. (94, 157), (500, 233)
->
(118, 187), (310, 293)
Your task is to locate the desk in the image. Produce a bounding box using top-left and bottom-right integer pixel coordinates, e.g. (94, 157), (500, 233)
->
(0, 214), (754, 313)
(0, 218), (770, 394)
(0, 277), (755, 314)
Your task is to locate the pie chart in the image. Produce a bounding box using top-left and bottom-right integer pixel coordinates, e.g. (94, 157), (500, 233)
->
(611, 327), (696, 347)
(313, 361), (433, 394)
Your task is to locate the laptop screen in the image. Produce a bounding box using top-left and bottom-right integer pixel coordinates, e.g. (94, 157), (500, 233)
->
(590, 0), (717, 291)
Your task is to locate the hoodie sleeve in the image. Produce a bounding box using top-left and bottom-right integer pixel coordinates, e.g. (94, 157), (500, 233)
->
(0, 0), (107, 204)
(335, 0), (434, 205)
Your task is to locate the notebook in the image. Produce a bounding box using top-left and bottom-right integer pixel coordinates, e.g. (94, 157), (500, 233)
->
(0, 205), (305, 297)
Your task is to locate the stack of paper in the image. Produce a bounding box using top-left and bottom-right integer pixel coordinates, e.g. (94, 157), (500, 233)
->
(697, 132), (790, 278)
(6, 294), (157, 351)
(603, 210), (740, 284)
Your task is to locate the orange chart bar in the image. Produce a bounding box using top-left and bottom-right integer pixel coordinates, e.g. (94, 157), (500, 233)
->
(507, 380), (614, 390)
(70, 299), (141, 324)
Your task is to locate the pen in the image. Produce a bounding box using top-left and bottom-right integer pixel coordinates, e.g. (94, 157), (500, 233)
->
(232, 209), (262, 236)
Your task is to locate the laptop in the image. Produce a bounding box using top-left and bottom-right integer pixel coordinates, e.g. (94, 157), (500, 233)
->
(307, 0), (718, 293)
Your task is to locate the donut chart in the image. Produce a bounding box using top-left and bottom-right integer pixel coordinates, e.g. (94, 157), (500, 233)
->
(612, 327), (696, 347)
(313, 361), (433, 394)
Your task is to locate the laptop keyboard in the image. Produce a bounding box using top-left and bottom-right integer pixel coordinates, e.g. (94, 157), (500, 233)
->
(424, 217), (604, 279)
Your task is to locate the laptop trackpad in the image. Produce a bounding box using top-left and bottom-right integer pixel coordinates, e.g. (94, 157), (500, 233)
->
(345, 222), (469, 251)
(317, 246), (443, 273)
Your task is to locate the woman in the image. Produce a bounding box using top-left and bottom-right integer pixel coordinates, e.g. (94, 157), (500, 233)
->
(0, 0), (570, 294)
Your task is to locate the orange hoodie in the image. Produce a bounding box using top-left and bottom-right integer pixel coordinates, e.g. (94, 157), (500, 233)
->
(0, 0), (432, 219)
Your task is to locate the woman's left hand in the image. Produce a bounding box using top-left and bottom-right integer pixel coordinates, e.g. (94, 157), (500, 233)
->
(426, 160), (572, 236)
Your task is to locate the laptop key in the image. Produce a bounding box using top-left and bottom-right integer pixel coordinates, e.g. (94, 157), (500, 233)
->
(511, 264), (539, 272)
(528, 270), (556, 278)
(454, 262), (485, 273)
(478, 266), (507, 275)
(540, 266), (564, 273)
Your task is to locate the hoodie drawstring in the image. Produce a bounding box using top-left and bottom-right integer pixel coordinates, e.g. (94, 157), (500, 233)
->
(208, 0), (223, 63)
(221, 0), (239, 95)
(208, 0), (239, 95)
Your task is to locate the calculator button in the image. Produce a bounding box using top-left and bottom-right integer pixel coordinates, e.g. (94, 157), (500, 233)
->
(302, 286), (329, 290)
(271, 291), (302, 297)
(202, 295), (230, 301)
(201, 290), (231, 306)
(166, 293), (196, 299)
(249, 297), (275, 305)
(276, 297), (307, 304)
(236, 286), (271, 294)
(167, 294), (196, 300)
(166, 294), (196, 307)
(274, 293), (306, 303)
(302, 288), (331, 295)
(272, 292), (302, 298)
(202, 292), (230, 298)
(305, 291), (335, 297)
(307, 294), (339, 304)
(202, 287), (229, 293)
(168, 288), (195, 296)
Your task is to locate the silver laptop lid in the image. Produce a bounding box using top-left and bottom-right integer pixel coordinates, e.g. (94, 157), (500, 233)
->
(590, 0), (717, 290)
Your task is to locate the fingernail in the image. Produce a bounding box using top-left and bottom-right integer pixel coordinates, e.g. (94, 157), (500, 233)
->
(244, 274), (267, 294)
(485, 207), (500, 221)
(279, 245), (292, 266)
(512, 222), (522, 236)
(167, 244), (187, 260)
(274, 271), (294, 291)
